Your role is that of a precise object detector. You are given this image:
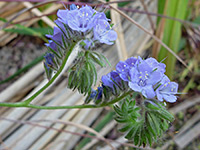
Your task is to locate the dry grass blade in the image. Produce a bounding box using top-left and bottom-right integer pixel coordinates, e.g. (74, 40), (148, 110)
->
(0, 117), (151, 150)
(30, 119), (115, 150)
(152, 0), (168, 58)
(110, 0), (128, 61)
(169, 96), (200, 115)
(82, 121), (117, 150)
(0, 117), (114, 149)
(22, 2), (55, 28)
(0, 135), (10, 150)
(0, 0), (55, 30)
(98, 0), (190, 71)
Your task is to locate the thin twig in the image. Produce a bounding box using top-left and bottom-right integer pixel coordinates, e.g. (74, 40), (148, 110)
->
(139, 0), (155, 31)
(5, 7), (199, 29)
(0, 135), (10, 150)
(0, 0), (133, 30)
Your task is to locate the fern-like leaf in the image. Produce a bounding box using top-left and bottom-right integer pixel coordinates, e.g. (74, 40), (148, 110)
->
(114, 98), (174, 147)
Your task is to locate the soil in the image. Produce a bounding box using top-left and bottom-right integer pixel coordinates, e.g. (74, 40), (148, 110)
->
(0, 36), (46, 91)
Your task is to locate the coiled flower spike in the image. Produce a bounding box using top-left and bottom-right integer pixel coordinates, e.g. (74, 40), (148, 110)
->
(44, 4), (117, 95)
(87, 56), (178, 104)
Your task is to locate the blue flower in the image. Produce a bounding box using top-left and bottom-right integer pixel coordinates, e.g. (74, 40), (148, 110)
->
(93, 11), (110, 22)
(57, 9), (69, 24)
(83, 39), (94, 50)
(145, 57), (166, 73)
(116, 57), (137, 81)
(44, 62), (50, 70)
(46, 26), (63, 42)
(156, 75), (178, 103)
(70, 4), (77, 10)
(101, 71), (122, 91)
(88, 57), (179, 104)
(93, 19), (117, 45)
(45, 40), (57, 51)
(46, 4), (117, 51)
(125, 57), (137, 68)
(90, 88), (97, 99)
(97, 86), (103, 100)
(44, 53), (54, 67)
(128, 60), (163, 98)
(67, 5), (95, 32)
(46, 26), (65, 51)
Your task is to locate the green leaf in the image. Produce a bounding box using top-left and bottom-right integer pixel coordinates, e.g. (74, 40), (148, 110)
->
(89, 53), (105, 67)
(149, 113), (161, 137)
(88, 60), (97, 85)
(144, 128), (153, 146)
(68, 71), (75, 88)
(113, 105), (123, 116)
(119, 124), (131, 132)
(80, 41), (86, 46)
(93, 52), (111, 67)
(114, 98), (174, 147)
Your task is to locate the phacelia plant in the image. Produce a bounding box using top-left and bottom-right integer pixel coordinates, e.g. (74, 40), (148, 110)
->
(0, 4), (178, 147)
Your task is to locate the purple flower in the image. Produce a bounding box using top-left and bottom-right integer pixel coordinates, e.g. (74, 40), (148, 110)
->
(44, 53), (54, 67)
(156, 75), (178, 103)
(116, 61), (130, 81)
(125, 57), (137, 68)
(83, 39), (94, 50)
(45, 40), (58, 51)
(102, 71), (122, 91)
(128, 60), (163, 98)
(70, 4), (77, 10)
(93, 19), (117, 45)
(90, 88), (97, 99)
(116, 57), (137, 81)
(93, 11), (110, 22)
(145, 57), (166, 73)
(57, 9), (69, 24)
(97, 86), (103, 100)
(46, 26), (62, 42)
(44, 62), (50, 70)
(67, 5), (95, 32)
(45, 26), (65, 50)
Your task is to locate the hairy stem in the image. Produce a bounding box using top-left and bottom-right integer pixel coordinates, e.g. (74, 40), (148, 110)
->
(0, 90), (132, 110)
(0, 42), (77, 107)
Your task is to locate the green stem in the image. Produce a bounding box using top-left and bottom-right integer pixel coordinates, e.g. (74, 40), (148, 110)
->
(0, 42), (76, 107)
(0, 90), (132, 110)
(0, 38), (132, 110)
(23, 43), (77, 105)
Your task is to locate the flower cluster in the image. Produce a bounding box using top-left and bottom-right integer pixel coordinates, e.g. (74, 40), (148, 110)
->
(45, 4), (117, 51)
(43, 4), (117, 80)
(90, 57), (178, 103)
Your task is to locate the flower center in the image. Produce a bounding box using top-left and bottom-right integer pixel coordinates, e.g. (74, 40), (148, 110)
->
(138, 79), (146, 87)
